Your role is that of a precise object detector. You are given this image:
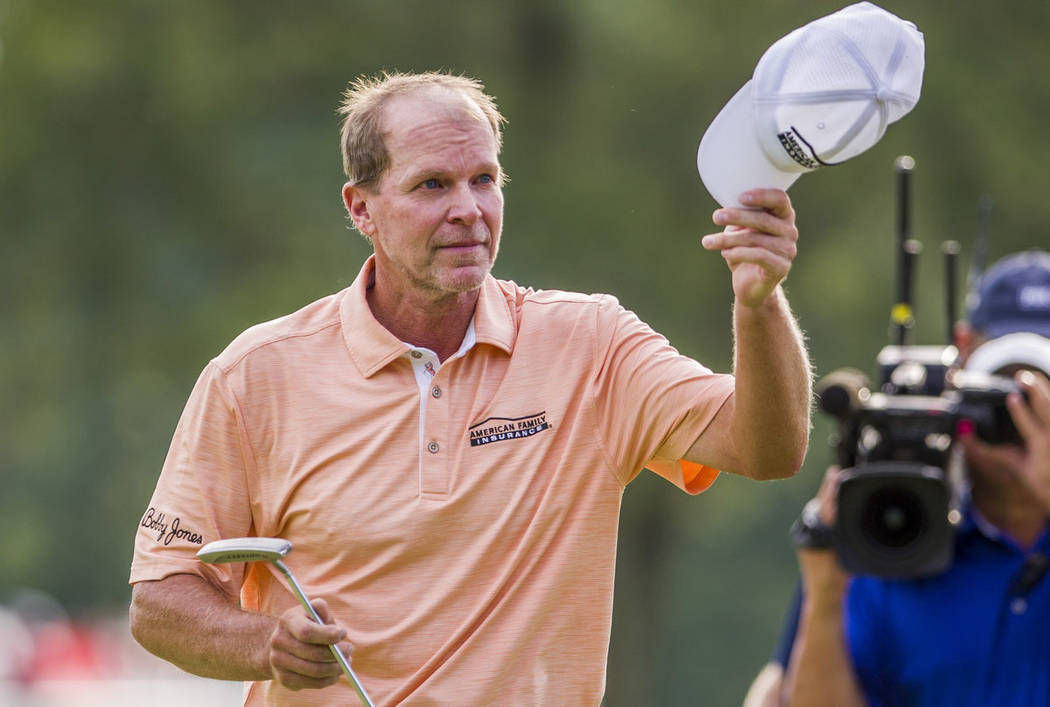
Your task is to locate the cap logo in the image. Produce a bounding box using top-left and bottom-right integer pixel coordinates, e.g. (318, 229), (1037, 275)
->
(1019, 285), (1050, 311)
(777, 129), (822, 170)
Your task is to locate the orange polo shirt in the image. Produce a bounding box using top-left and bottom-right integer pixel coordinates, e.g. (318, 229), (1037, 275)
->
(130, 256), (733, 706)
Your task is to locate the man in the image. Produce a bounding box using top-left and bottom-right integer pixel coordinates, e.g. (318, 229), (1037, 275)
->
(744, 250), (1050, 707)
(129, 71), (811, 705)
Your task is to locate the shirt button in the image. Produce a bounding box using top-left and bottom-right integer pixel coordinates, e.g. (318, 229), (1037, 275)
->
(410, 351), (422, 359)
(432, 386), (442, 398)
(427, 441), (440, 454)
(1011, 598), (1028, 615)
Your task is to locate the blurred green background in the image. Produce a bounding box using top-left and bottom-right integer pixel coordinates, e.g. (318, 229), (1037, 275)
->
(2, 0), (1049, 704)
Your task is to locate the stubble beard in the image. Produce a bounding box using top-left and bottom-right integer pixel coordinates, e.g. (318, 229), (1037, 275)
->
(427, 224), (499, 295)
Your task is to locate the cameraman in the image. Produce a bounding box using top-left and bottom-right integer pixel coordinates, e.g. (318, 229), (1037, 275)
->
(743, 250), (1050, 707)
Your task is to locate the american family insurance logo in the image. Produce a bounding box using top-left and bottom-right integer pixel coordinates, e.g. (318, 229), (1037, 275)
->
(469, 411), (551, 447)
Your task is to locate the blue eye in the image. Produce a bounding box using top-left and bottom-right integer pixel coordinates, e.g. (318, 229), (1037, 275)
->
(422, 178), (440, 189)
(478, 174), (494, 185)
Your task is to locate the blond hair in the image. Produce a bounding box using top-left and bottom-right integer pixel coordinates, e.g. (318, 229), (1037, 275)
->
(338, 71), (506, 190)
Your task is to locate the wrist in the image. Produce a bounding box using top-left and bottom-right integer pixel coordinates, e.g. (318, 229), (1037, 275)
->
(799, 547), (850, 598)
(735, 284), (785, 315)
(791, 500), (835, 549)
(250, 617), (281, 681)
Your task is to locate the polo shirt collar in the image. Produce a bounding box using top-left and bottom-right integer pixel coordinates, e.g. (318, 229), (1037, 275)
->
(340, 256), (515, 377)
(473, 269), (516, 354)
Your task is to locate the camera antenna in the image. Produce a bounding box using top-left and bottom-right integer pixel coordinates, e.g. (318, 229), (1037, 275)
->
(891, 156), (920, 346)
(941, 240), (960, 346)
(965, 194), (993, 302)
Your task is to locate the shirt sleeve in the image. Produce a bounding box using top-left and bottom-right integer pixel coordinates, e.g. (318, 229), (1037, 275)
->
(129, 361), (256, 599)
(591, 295), (734, 492)
(772, 581), (803, 668)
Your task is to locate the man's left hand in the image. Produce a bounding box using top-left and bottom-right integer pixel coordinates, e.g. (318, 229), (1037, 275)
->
(702, 189), (799, 308)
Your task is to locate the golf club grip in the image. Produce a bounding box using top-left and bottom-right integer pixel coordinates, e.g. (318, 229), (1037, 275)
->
(273, 560), (376, 706)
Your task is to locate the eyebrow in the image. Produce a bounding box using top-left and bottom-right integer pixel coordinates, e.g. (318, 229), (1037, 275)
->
(401, 169), (441, 186)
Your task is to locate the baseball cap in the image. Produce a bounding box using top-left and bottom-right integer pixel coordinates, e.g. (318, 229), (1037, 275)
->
(965, 333), (1050, 378)
(967, 250), (1050, 338)
(697, 2), (925, 208)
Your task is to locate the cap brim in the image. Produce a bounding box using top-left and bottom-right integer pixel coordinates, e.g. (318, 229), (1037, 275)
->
(697, 80), (802, 208)
(979, 319), (1050, 339)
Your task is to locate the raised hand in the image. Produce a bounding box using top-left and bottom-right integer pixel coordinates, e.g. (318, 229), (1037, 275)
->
(702, 189), (799, 308)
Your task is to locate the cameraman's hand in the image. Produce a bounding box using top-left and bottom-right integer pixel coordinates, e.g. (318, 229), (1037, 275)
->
(266, 598), (353, 691)
(962, 371), (1050, 514)
(797, 467), (850, 601)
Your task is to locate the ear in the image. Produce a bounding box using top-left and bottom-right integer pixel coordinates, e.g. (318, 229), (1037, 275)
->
(343, 182), (377, 237)
(954, 320), (980, 365)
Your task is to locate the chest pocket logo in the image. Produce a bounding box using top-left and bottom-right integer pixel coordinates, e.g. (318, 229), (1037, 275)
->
(468, 411), (551, 447)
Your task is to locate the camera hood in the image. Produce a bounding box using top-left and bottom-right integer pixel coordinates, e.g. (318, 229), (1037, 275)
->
(836, 461), (955, 579)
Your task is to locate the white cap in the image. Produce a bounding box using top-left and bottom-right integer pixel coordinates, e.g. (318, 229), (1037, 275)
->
(697, 2), (925, 208)
(965, 332), (1050, 377)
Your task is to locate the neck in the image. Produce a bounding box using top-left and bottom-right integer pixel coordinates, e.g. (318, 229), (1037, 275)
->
(972, 481), (1048, 550)
(367, 281), (479, 362)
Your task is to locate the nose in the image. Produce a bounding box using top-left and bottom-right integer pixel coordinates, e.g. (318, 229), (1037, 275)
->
(447, 184), (482, 226)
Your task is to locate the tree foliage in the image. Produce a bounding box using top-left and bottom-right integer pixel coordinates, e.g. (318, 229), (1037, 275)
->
(3, 1), (1049, 703)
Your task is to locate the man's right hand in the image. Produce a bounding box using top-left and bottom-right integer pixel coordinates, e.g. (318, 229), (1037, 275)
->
(796, 467), (851, 600)
(267, 598), (354, 691)
(131, 575), (356, 689)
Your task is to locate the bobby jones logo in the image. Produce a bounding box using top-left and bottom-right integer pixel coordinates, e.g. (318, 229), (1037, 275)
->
(469, 411), (551, 447)
(140, 507), (203, 546)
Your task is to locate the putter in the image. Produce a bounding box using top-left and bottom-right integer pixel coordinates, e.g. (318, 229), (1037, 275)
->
(197, 537), (375, 707)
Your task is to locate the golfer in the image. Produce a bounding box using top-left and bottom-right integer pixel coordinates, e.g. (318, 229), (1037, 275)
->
(129, 71), (811, 705)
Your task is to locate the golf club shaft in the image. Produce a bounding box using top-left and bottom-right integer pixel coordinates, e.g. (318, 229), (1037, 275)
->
(273, 559), (375, 707)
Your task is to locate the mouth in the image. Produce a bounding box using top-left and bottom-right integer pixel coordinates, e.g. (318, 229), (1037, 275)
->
(435, 240), (488, 255)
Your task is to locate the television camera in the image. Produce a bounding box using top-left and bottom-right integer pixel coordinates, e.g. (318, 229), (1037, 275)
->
(810, 158), (1023, 579)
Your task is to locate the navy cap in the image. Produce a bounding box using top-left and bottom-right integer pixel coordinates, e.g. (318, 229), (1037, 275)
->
(967, 250), (1050, 337)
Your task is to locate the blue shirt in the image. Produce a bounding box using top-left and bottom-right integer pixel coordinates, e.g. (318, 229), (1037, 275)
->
(845, 511), (1050, 706)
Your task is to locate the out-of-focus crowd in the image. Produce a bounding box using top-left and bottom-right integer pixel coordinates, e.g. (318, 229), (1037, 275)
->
(0, 588), (239, 707)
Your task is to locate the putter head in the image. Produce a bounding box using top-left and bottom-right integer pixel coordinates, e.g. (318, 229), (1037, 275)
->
(197, 537), (293, 564)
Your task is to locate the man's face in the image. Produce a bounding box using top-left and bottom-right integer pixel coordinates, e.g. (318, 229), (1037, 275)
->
(347, 90), (504, 300)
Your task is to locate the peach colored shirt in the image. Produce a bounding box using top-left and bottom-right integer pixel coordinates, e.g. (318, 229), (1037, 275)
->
(131, 256), (733, 706)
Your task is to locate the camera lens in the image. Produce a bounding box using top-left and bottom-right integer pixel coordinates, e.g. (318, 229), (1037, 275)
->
(836, 462), (953, 578)
(860, 486), (925, 549)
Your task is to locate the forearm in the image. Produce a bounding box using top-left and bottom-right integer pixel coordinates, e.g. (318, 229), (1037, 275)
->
(783, 555), (865, 707)
(732, 286), (812, 478)
(130, 573), (276, 681)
